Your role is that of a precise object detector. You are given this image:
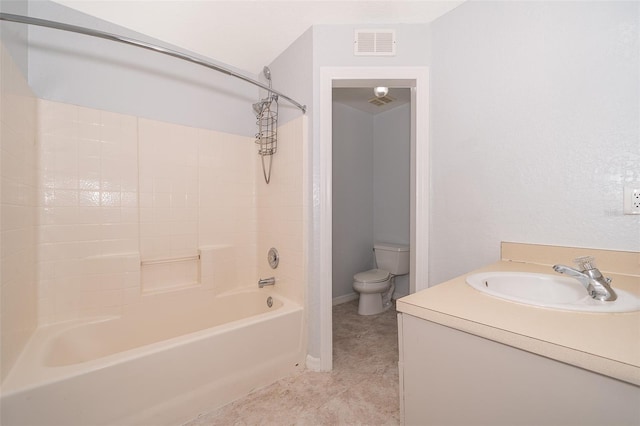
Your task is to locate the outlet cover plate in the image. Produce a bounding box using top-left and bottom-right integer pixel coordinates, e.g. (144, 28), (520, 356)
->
(623, 187), (640, 215)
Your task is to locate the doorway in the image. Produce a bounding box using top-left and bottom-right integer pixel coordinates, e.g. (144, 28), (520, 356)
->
(319, 67), (430, 371)
(332, 87), (412, 305)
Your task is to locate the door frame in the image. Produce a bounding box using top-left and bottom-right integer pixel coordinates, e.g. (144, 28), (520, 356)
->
(319, 66), (430, 371)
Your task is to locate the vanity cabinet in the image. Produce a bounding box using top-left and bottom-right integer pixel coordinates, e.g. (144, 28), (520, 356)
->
(398, 313), (640, 426)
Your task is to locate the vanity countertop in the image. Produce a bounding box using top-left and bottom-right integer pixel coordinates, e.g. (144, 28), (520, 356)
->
(396, 243), (640, 386)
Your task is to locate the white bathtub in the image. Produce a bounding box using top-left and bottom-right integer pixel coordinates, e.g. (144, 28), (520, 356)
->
(1, 289), (305, 425)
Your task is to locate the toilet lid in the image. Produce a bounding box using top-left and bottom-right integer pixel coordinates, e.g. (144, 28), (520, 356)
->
(354, 269), (390, 283)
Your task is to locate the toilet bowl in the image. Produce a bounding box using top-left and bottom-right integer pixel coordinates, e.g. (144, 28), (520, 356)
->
(353, 269), (392, 315)
(353, 243), (410, 315)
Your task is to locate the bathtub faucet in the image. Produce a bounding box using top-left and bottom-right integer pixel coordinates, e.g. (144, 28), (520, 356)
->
(258, 277), (276, 288)
(553, 256), (616, 302)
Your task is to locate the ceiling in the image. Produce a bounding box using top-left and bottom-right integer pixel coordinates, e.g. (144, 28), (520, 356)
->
(53, 0), (464, 74)
(52, 1), (462, 113)
(333, 87), (411, 115)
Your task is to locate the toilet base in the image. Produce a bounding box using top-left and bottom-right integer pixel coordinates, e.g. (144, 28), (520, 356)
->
(357, 292), (392, 315)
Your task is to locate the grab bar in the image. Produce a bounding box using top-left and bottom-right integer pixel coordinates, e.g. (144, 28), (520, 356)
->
(140, 255), (200, 266)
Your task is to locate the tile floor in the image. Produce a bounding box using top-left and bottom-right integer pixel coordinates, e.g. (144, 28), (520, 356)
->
(183, 299), (400, 425)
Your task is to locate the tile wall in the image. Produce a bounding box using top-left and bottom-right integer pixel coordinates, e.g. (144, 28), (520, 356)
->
(37, 100), (140, 324)
(197, 126), (258, 293)
(1, 40), (306, 381)
(36, 100), (306, 324)
(256, 117), (307, 304)
(0, 44), (38, 381)
(138, 118), (200, 292)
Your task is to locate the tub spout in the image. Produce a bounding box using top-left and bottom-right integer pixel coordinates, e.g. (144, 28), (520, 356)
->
(258, 277), (275, 288)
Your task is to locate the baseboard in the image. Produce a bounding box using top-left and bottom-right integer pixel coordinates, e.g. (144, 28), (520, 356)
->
(332, 292), (358, 306)
(305, 354), (322, 372)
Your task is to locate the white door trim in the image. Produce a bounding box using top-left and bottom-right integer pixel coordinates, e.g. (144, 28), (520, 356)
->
(319, 66), (430, 371)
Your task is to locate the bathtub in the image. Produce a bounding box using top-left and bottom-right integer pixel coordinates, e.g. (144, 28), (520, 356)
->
(1, 289), (305, 426)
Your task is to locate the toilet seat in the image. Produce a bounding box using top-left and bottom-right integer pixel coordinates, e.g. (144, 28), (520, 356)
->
(354, 269), (390, 283)
(352, 269), (392, 315)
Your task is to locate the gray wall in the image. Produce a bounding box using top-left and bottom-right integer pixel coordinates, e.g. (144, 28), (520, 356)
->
(332, 102), (374, 300)
(332, 101), (411, 301)
(313, 24), (431, 69)
(269, 27), (313, 127)
(373, 103), (411, 296)
(304, 2), (639, 361)
(26, 0), (257, 136)
(307, 23), (431, 358)
(266, 27), (317, 356)
(1, 1), (29, 73)
(429, 1), (640, 284)
(373, 103), (411, 245)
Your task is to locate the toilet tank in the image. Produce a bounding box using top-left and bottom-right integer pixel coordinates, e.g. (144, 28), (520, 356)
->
(374, 243), (410, 275)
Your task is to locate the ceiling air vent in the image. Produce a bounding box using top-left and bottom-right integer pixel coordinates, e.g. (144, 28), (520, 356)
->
(354, 29), (396, 56)
(368, 95), (395, 106)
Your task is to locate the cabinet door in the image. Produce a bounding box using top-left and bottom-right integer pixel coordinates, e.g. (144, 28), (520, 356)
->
(399, 314), (640, 426)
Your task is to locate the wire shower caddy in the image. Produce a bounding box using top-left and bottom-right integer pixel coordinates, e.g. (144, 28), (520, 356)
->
(254, 66), (278, 184)
(255, 96), (278, 156)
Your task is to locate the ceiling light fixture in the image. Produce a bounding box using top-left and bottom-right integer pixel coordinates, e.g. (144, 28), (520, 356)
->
(374, 86), (389, 98)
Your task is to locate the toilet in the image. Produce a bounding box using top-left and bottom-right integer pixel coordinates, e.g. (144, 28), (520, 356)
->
(353, 243), (410, 315)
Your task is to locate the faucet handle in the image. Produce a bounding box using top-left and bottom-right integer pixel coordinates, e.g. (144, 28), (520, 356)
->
(573, 256), (597, 271)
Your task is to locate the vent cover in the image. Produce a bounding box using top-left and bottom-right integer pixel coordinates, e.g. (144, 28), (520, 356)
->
(354, 29), (396, 56)
(368, 95), (396, 106)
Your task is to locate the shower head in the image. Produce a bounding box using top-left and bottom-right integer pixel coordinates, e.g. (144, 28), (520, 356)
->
(253, 98), (274, 116)
(253, 101), (265, 116)
(253, 67), (274, 117)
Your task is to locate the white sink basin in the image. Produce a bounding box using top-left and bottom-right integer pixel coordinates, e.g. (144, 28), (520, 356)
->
(466, 272), (640, 313)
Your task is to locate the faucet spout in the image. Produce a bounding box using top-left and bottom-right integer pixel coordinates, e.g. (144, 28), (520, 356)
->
(553, 257), (616, 302)
(552, 264), (589, 283)
(258, 277), (275, 288)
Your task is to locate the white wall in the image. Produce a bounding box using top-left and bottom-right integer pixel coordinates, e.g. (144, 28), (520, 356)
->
(429, 1), (640, 285)
(332, 102), (374, 300)
(26, 0), (257, 136)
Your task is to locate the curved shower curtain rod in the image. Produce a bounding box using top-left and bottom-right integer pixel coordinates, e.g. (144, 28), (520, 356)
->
(0, 12), (307, 113)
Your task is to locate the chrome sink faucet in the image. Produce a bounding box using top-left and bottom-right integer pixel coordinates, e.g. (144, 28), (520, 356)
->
(553, 256), (617, 301)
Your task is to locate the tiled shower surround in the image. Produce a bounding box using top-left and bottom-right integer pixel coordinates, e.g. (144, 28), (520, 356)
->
(37, 101), (140, 322)
(0, 45), (38, 381)
(2, 32), (305, 381)
(37, 99), (306, 324)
